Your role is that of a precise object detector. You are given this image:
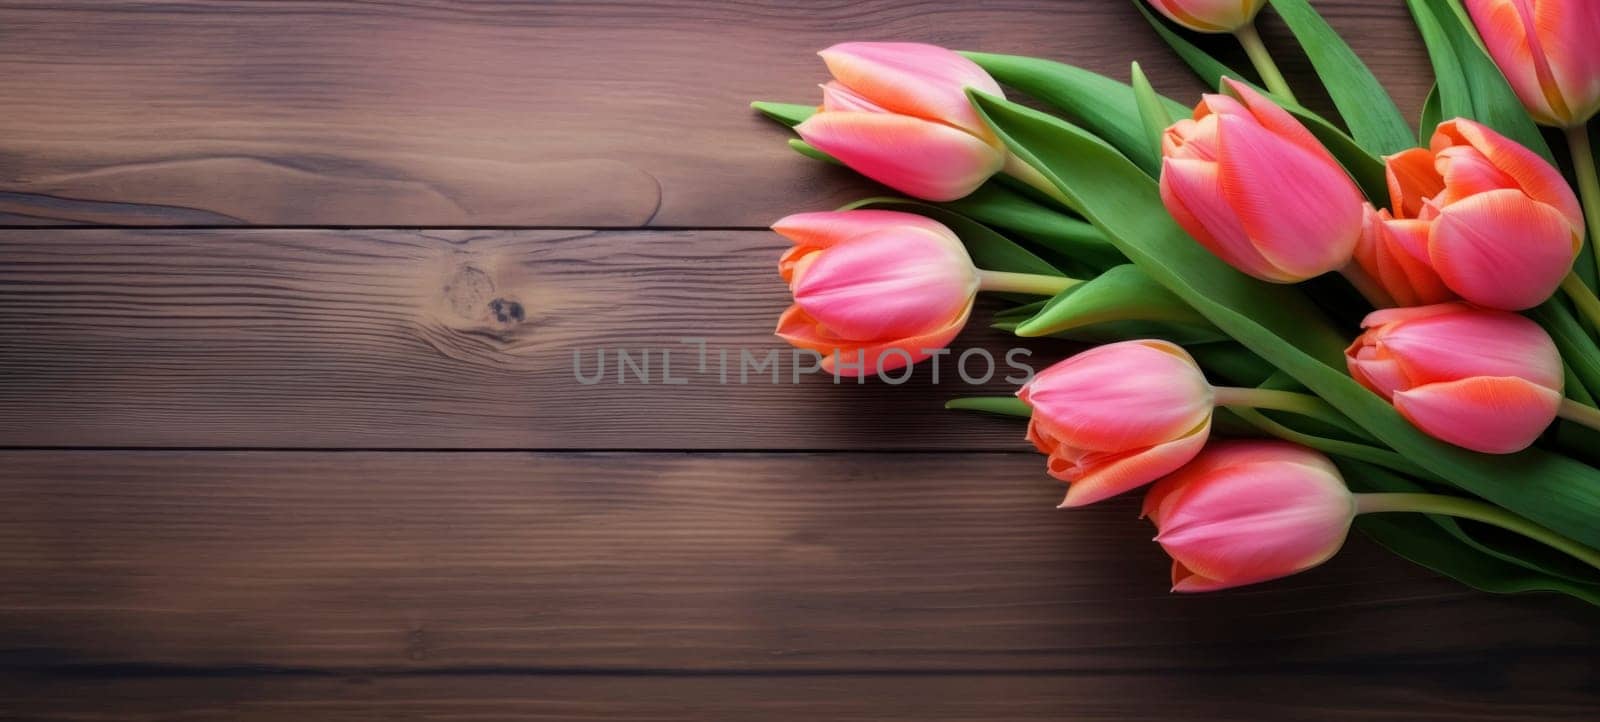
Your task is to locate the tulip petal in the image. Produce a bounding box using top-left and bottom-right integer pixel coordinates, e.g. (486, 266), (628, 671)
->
(1216, 114), (1364, 279)
(773, 209), (958, 248)
(1393, 376), (1562, 454)
(1377, 305), (1564, 389)
(775, 302), (973, 376)
(820, 81), (890, 114)
(1429, 188), (1576, 310)
(1160, 157), (1291, 282)
(818, 42), (1003, 138)
(821, 303), (974, 376)
(1434, 119), (1584, 231)
(796, 112), (1005, 202)
(1537, 0), (1600, 126)
(1153, 457), (1353, 589)
(1057, 421), (1211, 508)
(1220, 78), (1330, 162)
(1385, 148), (1446, 219)
(1466, 0), (1563, 124)
(791, 228), (976, 341)
(1149, 0), (1265, 33)
(1354, 209), (1456, 307)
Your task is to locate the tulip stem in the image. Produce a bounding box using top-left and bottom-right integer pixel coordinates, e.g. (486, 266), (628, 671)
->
(1559, 272), (1600, 331)
(1355, 492), (1600, 572)
(1001, 154), (1078, 211)
(1339, 263), (1396, 309)
(1234, 23), (1297, 104)
(976, 269), (1078, 297)
(1557, 397), (1600, 433)
(1568, 125), (1600, 285)
(1211, 386), (1353, 430)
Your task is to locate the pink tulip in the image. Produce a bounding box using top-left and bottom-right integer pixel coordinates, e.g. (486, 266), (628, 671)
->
(1160, 78), (1364, 283)
(1346, 303), (1563, 454)
(794, 42), (1007, 201)
(1142, 440), (1355, 592)
(1351, 204), (1457, 307)
(1146, 0), (1268, 33)
(1464, 0), (1600, 127)
(1383, 119), (1583, 310)
(1017, 340), (1213, 507)
(775, 210), (978, 374)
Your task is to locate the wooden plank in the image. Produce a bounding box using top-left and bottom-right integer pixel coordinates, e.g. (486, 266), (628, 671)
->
(0, 451), (1593, 676)
(0, 228), (1070, 449)
(3, 672), (1597, 722)
(0, 1), (1427, 227)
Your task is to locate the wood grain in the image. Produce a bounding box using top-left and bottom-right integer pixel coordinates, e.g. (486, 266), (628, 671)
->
(0, 228), (1076, 449)
(0, 451), (1593, 678)
(4, 673), (1597, 722)
(0, 0), (1428, 227)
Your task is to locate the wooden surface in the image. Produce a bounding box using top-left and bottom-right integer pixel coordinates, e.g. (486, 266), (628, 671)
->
(0, 1), (1592, 720)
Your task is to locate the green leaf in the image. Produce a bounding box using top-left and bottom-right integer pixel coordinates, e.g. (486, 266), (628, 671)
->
(751, 101), (815, 128)
(1015, 264), (1215, 338)
(788, 138), (839, 165)
(843, 197), (1064, 277)
(1129, 62), (1172, 163)
(1267, 0), (1414, 155)
(1341, 460), (1600, 605)
(1133, 3), (1389, 204)
(1406, 0), (1553, 162)
(941, 184), (1125, 271)
(962, 51), (1189, 176)
(1419, 83), (1442, 144)
(945, 396), (1031, 418)
(1529, 301), (1600, 401)
(968, 89), (1600, 550)
(1186, 342), (1276, 387)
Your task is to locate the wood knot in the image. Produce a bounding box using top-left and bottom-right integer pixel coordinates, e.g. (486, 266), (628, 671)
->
(488, 297), (526, 325)
(442, 265), (495, 318)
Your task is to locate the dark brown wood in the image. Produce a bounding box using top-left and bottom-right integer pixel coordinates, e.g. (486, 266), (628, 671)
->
(0, 0), (1428, 227)
(0, 228), (1071, 449)
(2, 2), (1589, 720)
(0, 451), (1592, 682)
(4, 672), (1597, 722)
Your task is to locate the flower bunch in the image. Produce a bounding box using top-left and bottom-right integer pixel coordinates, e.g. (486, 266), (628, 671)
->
(752, 0), (1600, 601)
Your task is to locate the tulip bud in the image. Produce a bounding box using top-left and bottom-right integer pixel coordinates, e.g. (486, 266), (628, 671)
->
(1383, 119), (1583, 310)
(1017, 340), (1213, 507)
(1146, 0), (1268, 33)
(1351, 204), (1457, 307)
(1463, 0), (1600, 128)
(1346, 303), (1563, 454)
(1142, 440), (1355, 592)
(774, 210), (978, 374)
(793, 42), (1007, 202)
(1160, 78), (1364, 283)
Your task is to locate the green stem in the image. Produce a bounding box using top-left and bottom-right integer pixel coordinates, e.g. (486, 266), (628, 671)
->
(976, 269), (1077, 296)
(1234, 22), (1297, 104)
(1355, 492), (1600, 572)
(1227, 407), (1436, 481)
(1560, 271), (1600, 331)
(1558, 397), (1600, 432)
(1566, 124), (1600, 284)
(1001, 154), (1078, 211)
(1211, 386), (1353, 431)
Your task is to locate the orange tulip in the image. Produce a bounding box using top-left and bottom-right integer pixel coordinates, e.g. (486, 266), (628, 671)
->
(774, 210), (978, 374)
(794, 42), (1008, 201)
(1383, 119), (1583, 310)
(1142, 440), (1356, 592)
(1160, 79), (1364, 283)
(1464, 0), (1600, 127)
(1145, 0), (1267, 33)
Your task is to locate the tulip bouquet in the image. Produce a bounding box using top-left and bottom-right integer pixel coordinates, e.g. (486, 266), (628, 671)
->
(752, 0), (1600, 603)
